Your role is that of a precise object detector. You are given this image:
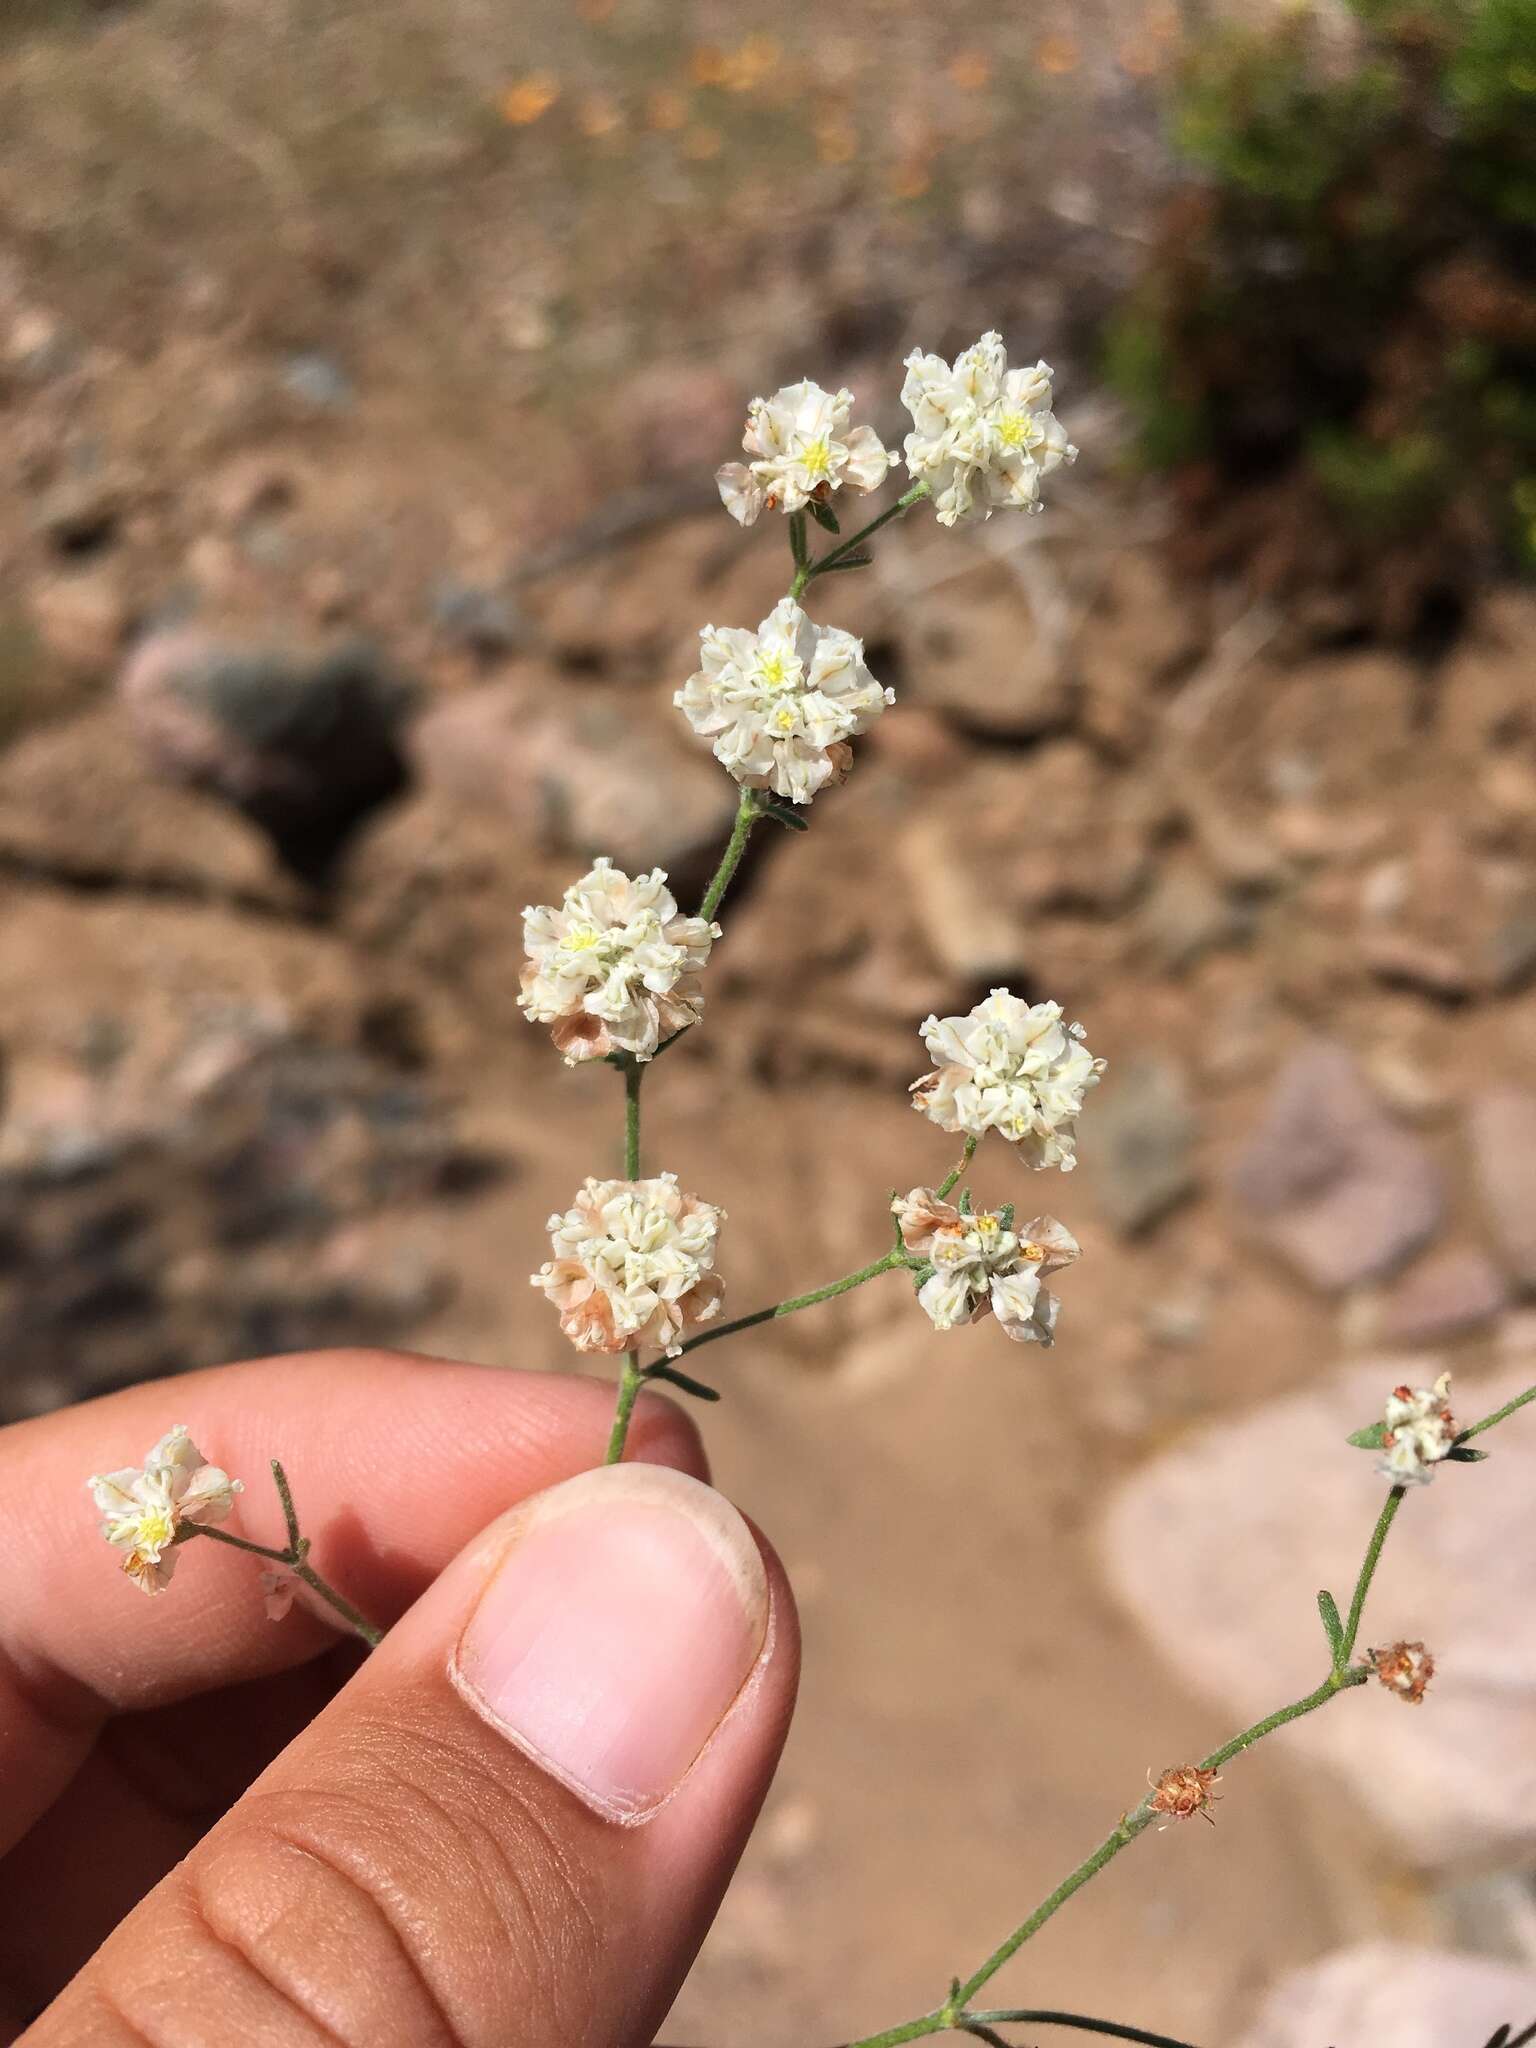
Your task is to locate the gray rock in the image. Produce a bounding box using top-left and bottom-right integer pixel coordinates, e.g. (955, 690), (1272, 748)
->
(411, 672), (735, 884)
(119, 629), (412, 879)
(280, 351), (354, 410)
(1229, 1041), (1444, 1291)
(1240, 1944), (1536, 2048)
(1383, 1248), (1509, 1345)
(431, 579), (525, 660)
(1471, 1089), (1536, 1291)
(1137, 855), (1249, 974)
(1093, 1057), (1199, 1236)
(909, 587), (1074, 740)
(1101, 1356), (1536, 1869)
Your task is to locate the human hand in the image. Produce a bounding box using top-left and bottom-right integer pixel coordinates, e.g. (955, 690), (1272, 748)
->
(2, 1348), (799, 2045)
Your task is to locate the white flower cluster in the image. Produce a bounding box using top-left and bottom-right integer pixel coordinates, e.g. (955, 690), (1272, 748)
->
(894, 1190), (1080, 1345)
(520, 859), (718, 1065)
(716, 379), (892, 528)
(900, 331), (1076, 526)
(87, 1426), (241, 1594)
(676, 596), (892, 805)
(532, 1173), (725, 1357)
(1379, 1372), (1456, 1486)
(911, 990), (1105, 1171)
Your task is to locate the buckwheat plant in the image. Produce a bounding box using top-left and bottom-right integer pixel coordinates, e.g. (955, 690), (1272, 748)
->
(87, 332), (1536, 2048)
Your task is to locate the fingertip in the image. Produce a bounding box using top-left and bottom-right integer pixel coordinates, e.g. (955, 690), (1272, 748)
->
(625, 1386), (712, 1483)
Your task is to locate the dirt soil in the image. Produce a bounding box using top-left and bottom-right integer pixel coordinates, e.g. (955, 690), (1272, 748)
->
(2, 3), (1534, 2044)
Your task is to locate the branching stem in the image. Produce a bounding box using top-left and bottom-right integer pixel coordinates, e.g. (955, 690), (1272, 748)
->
(191, 1463), (383, 1649)
(675, 1248), (907, 1362)
(834, 1384), (1535, 2048)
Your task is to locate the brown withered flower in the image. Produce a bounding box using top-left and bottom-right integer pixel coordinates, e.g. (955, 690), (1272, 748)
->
(1367, 1639), (1435, 1704)
(1148, 1763), (1221, 1827)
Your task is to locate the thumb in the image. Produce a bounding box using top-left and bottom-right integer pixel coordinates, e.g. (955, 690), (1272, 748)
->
(38, 1464), (799, 2048)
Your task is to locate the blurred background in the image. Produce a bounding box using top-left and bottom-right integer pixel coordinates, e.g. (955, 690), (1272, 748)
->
(2, 0), (1535, 2039)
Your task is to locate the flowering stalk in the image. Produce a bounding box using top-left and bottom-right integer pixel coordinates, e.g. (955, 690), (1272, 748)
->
(700, 787), (766, 924)
(675, 1248), (909, 1362)
(789, 479), (932, 599)
(830, 1382), (1535, 2048)
(192, 1460), (382, 1647)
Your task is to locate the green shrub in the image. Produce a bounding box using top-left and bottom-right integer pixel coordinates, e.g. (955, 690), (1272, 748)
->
(1108, 0), (1536, 622)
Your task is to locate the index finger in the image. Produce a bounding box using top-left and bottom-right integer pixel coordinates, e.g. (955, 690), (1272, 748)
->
(0, 1347), (706, 1856)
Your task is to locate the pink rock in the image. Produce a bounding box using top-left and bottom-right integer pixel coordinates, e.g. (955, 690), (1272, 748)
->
(1383, 1248), (1510, 1344)
(1229, 1042), (1444, 1291)
(412, 674), (735, 879)
(1240, 1943), (1536, 2048)
(1471, 1088), (1536, 1291)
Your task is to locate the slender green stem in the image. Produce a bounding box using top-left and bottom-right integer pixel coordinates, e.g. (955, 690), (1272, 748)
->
(1456, 1383), (1536, 1445)
(793, 480), (931, 598)
(271, 1458), (301, 1552)
(605, 1351), (645, 1465)
(967, 2016), (1199, 2048)
(290, 1561), (384, 1647)
(838, 2019), (948, 2048)
(1338, 1487), (1403, 1664)
(832, 1357), (1536, 2048)
(623, 1057), (643, 1179)
(700, 788), (762, 922)
(789, 507), (809, 571)
(936, 1136), (978, 1201)
(190, 1525), (382, 1648)
(674, 1248), (906, 1362)
(192, 1524), (290, 1566)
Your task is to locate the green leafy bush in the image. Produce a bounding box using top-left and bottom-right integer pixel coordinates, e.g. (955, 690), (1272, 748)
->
(1109, 0), (1536, 626)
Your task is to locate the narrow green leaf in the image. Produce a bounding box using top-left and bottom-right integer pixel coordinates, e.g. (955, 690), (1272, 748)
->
(819, 551), (873, 572)
(788, 508), (809, 568)
(808, 498), (840, 534)
(643, 1361), (722, 1402)
(1448, 1444), (1489, 1462)
(761, 800), (809, 832)
(1317, 1589), (1344, 1657)
(1347, 1421), (1387, 1449)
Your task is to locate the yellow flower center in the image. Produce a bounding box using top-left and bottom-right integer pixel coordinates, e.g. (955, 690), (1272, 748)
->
(773, 705), (796, 732)
(799, 435), (832, 479)
(975, 1213), (1000, 1237)
(758, 652), (791, 690)
(135, 1504), (176, 1551)
(995, 410), (1035, 450)
(566, 924), (602, 951)
(1021, 1241), (1045, 1262)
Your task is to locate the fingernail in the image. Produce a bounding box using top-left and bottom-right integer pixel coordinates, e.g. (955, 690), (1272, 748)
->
(450, 1463), (769, 1824)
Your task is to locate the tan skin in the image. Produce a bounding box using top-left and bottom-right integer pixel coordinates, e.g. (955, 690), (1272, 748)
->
(0, 1348), (800, 2047)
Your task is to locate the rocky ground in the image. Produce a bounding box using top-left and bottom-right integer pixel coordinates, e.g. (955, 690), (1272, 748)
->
(4, 3), (1536, 2044)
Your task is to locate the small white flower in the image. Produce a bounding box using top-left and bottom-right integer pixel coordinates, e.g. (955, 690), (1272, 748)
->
(520, 858), (719, 1065)
(532, 1173), (725, 1357)
(893, 1187), (1080, 1345)
(676, 596), (892, 804)
(87, 1426), (242, 1595)
(716, 379), (892, 527)
(1379, 1372), (1456, 1486)
(911, 989), (1105, 1170)
(901, 330), (1076, 527)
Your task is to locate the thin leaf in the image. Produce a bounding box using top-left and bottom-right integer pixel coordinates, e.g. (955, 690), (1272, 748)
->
(1347, 1421), (1387, 1449)
(1317, 1589), (1344, 1658)
(820, 551), (873, 571)
(761, 800), (809, 832)
(808, 498), (840, 534)
(643, 1361), (722, 1403)
(1448, 1444), (1489, 1461)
